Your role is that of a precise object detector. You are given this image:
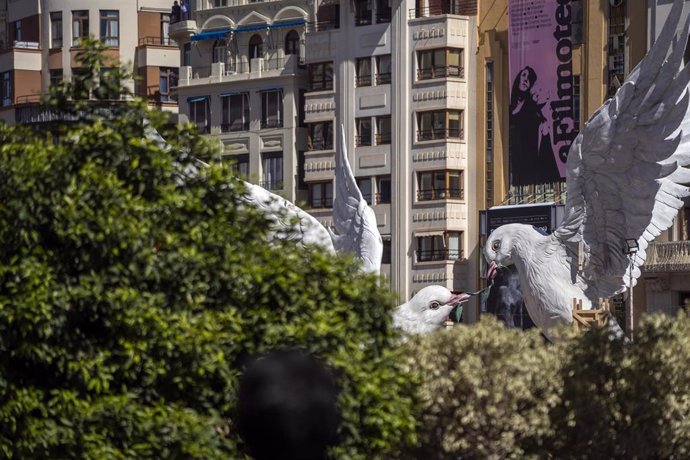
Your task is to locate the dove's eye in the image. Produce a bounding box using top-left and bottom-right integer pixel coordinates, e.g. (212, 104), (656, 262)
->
(492, 240), (501, 251)
(429, 301), (441, 310)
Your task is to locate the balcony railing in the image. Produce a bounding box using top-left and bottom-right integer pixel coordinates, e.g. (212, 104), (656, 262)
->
(221, 122), (249, 132)
(375, 132), (391, 145)
(417, 66), (464, 80)
(306, 21), (340, 32)
(260, 180), (284, 190)
(409, 2), (477, 19)
(376, 72), (391, 85)
(355, 135), (372, 147)
(376, 11), (392, 23)
(261, 119), (283, 129)
(307, 138), (333, 151)
(417, 128), (463, 141)
(643, 241), (690, 272)
(416, 249), (463, 262)
(355, 74), (372, 87)
(417, 188), (463, 201)
(308, 79), (334, 91)
(310, 197), (334, 209)
(138, 36), (177, 46)
(376, 192), (391, 204)
(355, 14), (373, 26)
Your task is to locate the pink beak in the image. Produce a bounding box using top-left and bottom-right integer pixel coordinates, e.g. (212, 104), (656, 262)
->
(486, 261), (498, 280)
(449, 292), (471, 305)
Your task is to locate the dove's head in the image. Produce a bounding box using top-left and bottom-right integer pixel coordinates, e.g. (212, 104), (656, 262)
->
(485, 224), (534, 279)
(401, 286), (470, 332)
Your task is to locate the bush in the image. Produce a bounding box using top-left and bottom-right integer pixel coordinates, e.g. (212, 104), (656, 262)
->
(0, 39), (416, 459)
(402, 317), (561, 459)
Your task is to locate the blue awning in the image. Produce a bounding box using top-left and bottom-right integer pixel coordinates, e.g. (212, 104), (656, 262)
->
(235, 23), (270, 33)
(191, 28), (231, 41)
(187, 96), (208, 103)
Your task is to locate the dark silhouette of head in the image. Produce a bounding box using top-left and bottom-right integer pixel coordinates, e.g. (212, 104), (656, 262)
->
(236, 349), (340, 460)
(510, 66), (538, 112)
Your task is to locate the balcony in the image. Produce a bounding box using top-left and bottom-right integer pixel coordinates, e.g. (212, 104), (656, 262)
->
(309, 197), (334, 209)
(178, 56), (302, 87)
(416, 249), (463, 263)
(417, 188), (463, 201)
(408, 1), (477, 19)
(376, 72), (391, 85)
(306, 21), (340, 32)
(417, 128), (464, 142)
(417, 66), (464, 80)
(375, 132), (391, 145)
(138, 37), (177, 47)
(260, 180), (284, 191)
(643, 241), (690, 273)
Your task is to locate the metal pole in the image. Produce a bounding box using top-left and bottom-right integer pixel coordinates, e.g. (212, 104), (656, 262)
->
(628, 260), (634, 339)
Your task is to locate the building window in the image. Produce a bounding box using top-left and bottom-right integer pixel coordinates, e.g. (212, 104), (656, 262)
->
(316, 3), (340, 30)
(161, 13), (172, 45)
(416, 232), (463, 262)
(376, 0), (392, 23)
(357, 177), (373, 205)
(183, 43), (191, 66)
(608, 0), (626, 97)
(309, 62), (333, 91)
(417, 48), (463, 80)
(50, 69), (63, 87)
(573, 75), (581, 131)
(222, 93), (250, 132)
(417, 170), (463, 201)
(354, 0), (372, 25)
(285, 30), (300, 55)
(298, 89), (306, 127)
(51, 12), (63, 48)
(571, 0), (583, 46)
(307, 121), (334, 151)
(377, 175), (391, 204)
(100, 11), (119, 46)
(417, 110), (463, 141)
(249, 34), (263, 59)
(1, 72), (12, 107)
(159, 67), (178, 102)
(309, 181), (333, 208)
(212, 39), (227, 64)
(189, 97), (210, 134)
(231, 154), (249, 178)
(376, 116), (391, 145)
(297, 151), (307, 190)
(356, 118), (372, 147)
(376, 54), (391, 84)
(72, 11), (89, 45)
(355, 58), (371, 87)
(261, 90), (283, 129)
(381, 238), (391, 264)
(261, 152), (284, 190)
(486, 62), (494, 208)
(14, 20), (21, 42)
(72, 68), (91, 99)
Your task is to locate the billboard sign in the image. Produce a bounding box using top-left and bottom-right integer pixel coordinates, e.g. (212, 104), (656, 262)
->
(508, 0), (575, 186)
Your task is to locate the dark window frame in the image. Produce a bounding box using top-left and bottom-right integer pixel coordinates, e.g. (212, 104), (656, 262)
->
(99, 10), (119, 47)
(417, 170), (464, 201)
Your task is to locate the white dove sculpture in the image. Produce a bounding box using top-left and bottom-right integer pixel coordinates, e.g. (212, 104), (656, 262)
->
(393, 286), (470, 335)
(485, 0), (690, 341)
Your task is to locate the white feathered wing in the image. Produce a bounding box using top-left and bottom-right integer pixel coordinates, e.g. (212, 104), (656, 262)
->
(554, 0), (690, 300)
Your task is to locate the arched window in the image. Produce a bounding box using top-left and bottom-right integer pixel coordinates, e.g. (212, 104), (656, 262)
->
(212, 38), (227, 64)
(248, 34), (263, 60)
(284, 30), (299, 55)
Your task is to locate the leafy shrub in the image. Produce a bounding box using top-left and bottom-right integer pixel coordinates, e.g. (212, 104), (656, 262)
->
(0, 39), (416, 459)
(402, 317), (561, 459)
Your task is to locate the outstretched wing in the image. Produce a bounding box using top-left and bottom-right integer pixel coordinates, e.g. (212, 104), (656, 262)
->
(555, 0), (690, 299)
(243, 182), (335, 252)
(329, 126), (383, 274)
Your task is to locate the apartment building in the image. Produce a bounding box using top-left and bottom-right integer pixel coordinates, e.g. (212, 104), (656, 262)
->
(304, 0), (479, 308)
(171, 0), (311, 204)
(475, 0), (648, 327)
(0, 0), (179, 125)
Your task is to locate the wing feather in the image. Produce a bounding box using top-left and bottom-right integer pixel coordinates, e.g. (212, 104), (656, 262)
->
(555, 0), (690, 298)
(329, 126), (383, 274)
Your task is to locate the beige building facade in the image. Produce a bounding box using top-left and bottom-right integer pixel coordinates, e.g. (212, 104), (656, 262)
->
(0, 0), (179, 125)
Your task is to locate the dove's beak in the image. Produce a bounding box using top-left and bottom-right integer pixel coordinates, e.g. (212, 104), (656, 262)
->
(449, 292), (471, 306)
(486, 261), (498, 280)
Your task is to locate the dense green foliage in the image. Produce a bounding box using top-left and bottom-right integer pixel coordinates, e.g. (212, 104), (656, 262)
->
(0, 39), (417, 459)
(402, 314), (690, 459)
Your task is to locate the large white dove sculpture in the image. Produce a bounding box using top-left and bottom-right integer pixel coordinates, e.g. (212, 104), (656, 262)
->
(393, 286), (470, 335)
(485, 0), (690, 341)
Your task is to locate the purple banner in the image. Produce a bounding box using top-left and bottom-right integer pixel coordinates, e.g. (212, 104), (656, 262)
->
(508, 0), (574, 186)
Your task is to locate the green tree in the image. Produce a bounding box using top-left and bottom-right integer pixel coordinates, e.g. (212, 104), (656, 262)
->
(0, 38), (416, 459)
